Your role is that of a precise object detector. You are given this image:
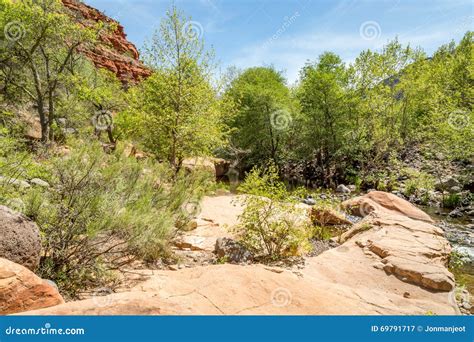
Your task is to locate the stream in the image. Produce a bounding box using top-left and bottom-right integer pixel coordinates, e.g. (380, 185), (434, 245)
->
(421, 206), (474, 294)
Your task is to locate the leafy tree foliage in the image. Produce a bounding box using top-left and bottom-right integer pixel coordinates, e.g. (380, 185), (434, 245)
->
(0, 0), (98, 142)
(225, 67), (295, 168)
(121, 7), (226, 170)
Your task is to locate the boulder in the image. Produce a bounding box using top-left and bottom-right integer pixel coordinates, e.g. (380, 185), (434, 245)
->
(310, 207), (352, 226)
(435, 177), (460, 191)
(336, 184), (351, 194)
(0, 258), (64, 314)
(340, 192), (454, 292)
(342, 191), (434, 223)
(213, 158), (230, 179)
(214, 238), (253, 263)
(0, 206), (41, 271)
(182, 157), (216, 179)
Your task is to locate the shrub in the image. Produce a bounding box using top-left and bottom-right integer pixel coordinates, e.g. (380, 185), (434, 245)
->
(442, 193), (461, 209)
(402, 168), (435, 196)
(234, 164), (312, 260)
(23, 141), (210, 298)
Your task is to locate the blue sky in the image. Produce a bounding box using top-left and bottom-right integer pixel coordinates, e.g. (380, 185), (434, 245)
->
(86, 0), (473, 83)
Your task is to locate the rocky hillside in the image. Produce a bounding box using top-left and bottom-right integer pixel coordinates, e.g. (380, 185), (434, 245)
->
(62, 0), (151, 84)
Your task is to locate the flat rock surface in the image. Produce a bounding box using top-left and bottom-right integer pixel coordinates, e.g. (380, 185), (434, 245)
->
(22, 192), (459, 315)
(174, 195), (243, 251)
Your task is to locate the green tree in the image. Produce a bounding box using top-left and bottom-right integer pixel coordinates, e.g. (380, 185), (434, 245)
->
(296, 52), (351, 183)
(125, 6), (226, 170)
(225, 67), (294, 167)
(0, 0), (97, 142)
(416, 32), (473, 161)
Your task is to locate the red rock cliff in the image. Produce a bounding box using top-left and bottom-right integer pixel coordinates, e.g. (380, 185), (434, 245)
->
(62, 0), (151, 84)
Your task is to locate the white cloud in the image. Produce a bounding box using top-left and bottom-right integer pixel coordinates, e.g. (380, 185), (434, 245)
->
(228, 23), (468, 84)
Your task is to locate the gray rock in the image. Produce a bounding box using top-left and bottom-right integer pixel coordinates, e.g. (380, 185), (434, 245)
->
(0, 205), (41, 271)
(336, 184), (351, 194)
(30, 178), (49, 188)
(302, 196), (316, 206)
(435, 177), (460, 191)
(449, 186), (462, 193)
(448, 209), (463, 218)
(0, 176), (30, 189)
(215, 237), (253, 264)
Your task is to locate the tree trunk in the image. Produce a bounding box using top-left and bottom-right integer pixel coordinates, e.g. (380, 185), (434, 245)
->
(37, 97), (48, 142)
(48, 88), (54, 142)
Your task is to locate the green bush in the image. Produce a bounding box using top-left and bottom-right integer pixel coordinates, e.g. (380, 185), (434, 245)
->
(402, 168), (435, 197)
(442, 193), (461, 209)
(234, 164), (312, 260)
(21, 141), (210, 298)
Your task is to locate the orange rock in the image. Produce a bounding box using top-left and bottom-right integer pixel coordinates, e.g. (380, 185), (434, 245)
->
(342, 191), (434, 223)
(0, 258), (64, 315)
(310, 207), (352, 226)
(61, 0), (151, 84)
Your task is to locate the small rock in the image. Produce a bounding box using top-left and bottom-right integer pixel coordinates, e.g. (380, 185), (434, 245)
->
(30, 178), (49, 188)
(214, 237), (253, 264)
(450, 186), (462, 193)
(183, 219), (198, 231)
(448, 209), (463, 218)
(310, 207), (352, 226)
(462, 301), (472, 310)
(403, 292), (410, 298)
(372, 262), (385, 270)
(435, 177), (460, 191)
(336, 184), (351, 194)
(302, 196), (316, 206)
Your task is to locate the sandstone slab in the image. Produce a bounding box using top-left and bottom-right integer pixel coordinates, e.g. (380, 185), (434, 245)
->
(0, 258), (64, 314)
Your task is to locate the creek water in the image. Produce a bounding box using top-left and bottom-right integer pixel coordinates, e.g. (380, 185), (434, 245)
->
(421, 206), (474, 294)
